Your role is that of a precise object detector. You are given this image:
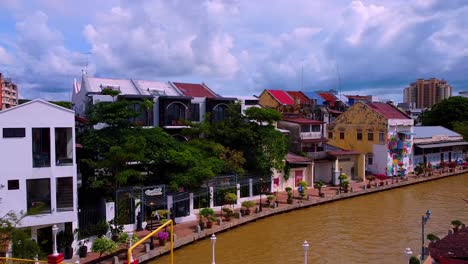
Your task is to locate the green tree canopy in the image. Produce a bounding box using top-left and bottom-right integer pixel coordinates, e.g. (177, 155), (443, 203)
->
(421, 96), (468, 140)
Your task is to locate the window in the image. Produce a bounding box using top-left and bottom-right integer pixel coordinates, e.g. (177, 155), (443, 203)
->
(32, 128), (50, 167)
(245, 100), (258, 106)
(27, 178), (51, 214)
(328, 131), (333, 139)
(165, 102), (187, 125)
(3, 128), (25, 138)
(212, 104), (228, 122)
(301, 125), (311, 133)
(311, 125), (321, 132)
(56, 177), (73, 212)
(379, 131), (385, 144)
(357, 130), (362, 141)
(368, 130), (374, 141)
(8, 180), (19, 190)
(190, 104), (200, 122)
(55, 128), (73, 166)
(340, 131), (345, 139)
(367, 153), (373, 165)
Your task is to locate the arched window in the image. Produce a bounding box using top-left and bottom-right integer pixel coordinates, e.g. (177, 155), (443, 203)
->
(212, 103), (228, 122)
(165, 102), (187, 125)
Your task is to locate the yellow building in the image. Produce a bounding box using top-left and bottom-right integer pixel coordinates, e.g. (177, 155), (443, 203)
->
(328, 102), (414, 176)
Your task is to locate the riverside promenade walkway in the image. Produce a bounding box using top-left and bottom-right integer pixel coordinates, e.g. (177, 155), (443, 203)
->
(80, 167), (468, 264)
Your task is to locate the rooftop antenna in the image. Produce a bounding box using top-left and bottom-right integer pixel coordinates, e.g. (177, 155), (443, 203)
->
(336, 63), (342, 96)
(83, 51), (92, 75)
(301, 59), (305, 91)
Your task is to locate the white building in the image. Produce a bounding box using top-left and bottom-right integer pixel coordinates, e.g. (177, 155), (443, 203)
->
(0, 100), (77, 252)
(413, 126), (468, 166)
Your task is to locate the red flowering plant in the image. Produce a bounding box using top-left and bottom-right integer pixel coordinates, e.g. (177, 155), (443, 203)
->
(374, 174), (387, 180)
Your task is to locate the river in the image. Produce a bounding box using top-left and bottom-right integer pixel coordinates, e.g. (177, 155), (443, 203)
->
(153, 173), (468, 264)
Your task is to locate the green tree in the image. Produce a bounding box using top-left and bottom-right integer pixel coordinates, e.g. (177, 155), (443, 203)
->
(187, 105), (288, 177)
(421, 96), (468, 130)
(11, 229), (41, 259)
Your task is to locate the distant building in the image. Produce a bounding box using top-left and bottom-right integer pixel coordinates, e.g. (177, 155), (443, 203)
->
(0, 73), (19, 110)
(413, 126), (467, 166)
(403, 78), (452, 109)
(328, 102), (414, 176)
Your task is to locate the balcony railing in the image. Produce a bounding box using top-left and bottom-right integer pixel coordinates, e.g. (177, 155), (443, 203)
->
(300, 132), (322, 140)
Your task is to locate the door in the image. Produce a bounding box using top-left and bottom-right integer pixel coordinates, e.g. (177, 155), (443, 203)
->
(37, 226), (52, 255)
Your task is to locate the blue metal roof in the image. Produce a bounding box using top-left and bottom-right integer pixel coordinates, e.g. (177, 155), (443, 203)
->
(413, 126), (461, 139)
(302, 91), (325, 105)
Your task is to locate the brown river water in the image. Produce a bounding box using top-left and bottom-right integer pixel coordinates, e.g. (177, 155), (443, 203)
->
(153, 173), (468, 264)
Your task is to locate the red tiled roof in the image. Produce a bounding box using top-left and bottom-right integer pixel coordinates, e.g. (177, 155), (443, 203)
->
(345, 95), (368, 99)
(366, 102), (410, 119)
(172, 82), (217, 98)
(317, 92), (338, 103)
(286, 152), (312, 164)
(267, 90), (294, 105)
(286, 91), (309, 104)
(282, 117), (323, 124)
(328, 109), (343, 115)
(429, 226), (468, 261)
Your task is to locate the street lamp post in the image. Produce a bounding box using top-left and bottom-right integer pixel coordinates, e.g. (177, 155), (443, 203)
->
(259, 178), (263, 212)
(303, 240), (310, 264)
(51, 225), (59, 256)
(405, 247), (413, 263)
(211, 234), (216, 264)
(421, 209), (431, 260)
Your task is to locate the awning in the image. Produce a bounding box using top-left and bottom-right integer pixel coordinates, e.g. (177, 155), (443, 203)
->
(416, 141), (468, 148)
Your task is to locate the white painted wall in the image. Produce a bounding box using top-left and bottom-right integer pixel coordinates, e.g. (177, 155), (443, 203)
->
(0, 100), (77, 228)
(372, 144), (388, 175)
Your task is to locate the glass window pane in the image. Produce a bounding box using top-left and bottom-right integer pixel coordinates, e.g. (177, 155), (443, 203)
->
(55, 128), (73, 166)
(27, 179), (51, 214)
(32, 128), (50, 167)
(56, 177), (73, 212)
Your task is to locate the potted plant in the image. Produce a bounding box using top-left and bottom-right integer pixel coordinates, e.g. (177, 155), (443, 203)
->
(200, 208), (215, 228)
(91, 237), (117, 258)
(224, 193), (237, 208)
(241, 201), (255, 215)
(157, 231), (168, 246)
(342, 180), (350, 193)
(222, 207), (234, 221)
(298, 181), (308, 199)
(427, 233), (440, 243)
(451, 220), (463, 232)
(94, 220), (109, 238)
(77, 239), (89, 258)
(118, 232), (139, 244)
(108, 219), (124, 242)
(285, 187), (293, 204)
(266, 195), (276, 207)
(57, 230), (74, 259)
(366, 175), (375, 188)
(314, 181), (325, 198)
(409, 256), (420, 264)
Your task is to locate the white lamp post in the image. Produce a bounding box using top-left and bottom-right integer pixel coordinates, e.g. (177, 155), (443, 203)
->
(211, 234), (217, 264)
(51, 225), (59, 256)
(303, 240), (310, 264)
(405, 247), (413, 263)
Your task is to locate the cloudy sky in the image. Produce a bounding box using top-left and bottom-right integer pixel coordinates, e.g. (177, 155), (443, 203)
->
(0, 0), (467, 101)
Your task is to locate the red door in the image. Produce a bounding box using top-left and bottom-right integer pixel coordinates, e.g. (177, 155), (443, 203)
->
(295, 170), (304, 186)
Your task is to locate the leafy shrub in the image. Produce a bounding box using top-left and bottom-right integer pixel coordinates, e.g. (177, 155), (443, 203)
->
(92, 237), (117, 257)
